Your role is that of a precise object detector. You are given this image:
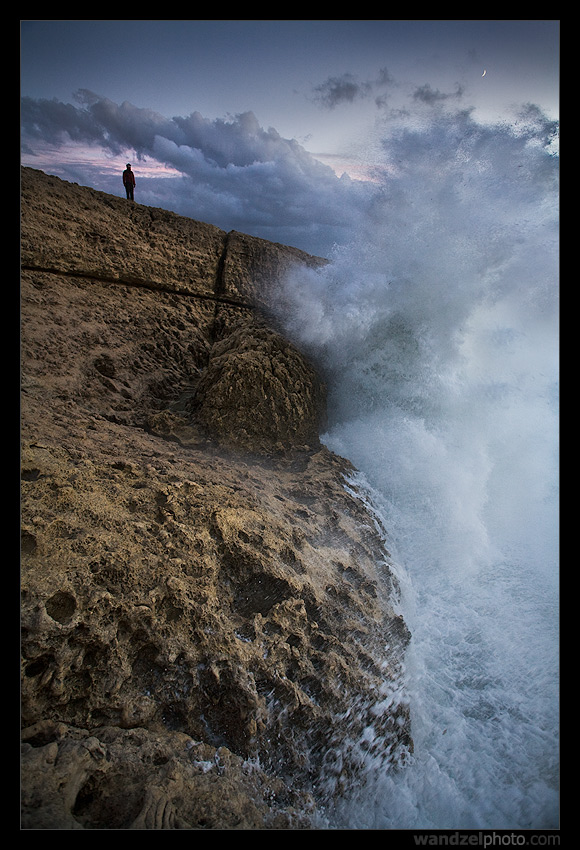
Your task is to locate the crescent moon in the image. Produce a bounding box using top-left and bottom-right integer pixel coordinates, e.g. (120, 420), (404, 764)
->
(482, 69), (487, 77)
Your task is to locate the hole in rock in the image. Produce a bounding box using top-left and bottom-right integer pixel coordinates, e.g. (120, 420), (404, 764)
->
(45, 591), (77, 624)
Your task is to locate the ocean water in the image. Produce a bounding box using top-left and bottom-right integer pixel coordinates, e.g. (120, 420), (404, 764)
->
(277, 108), (559, 829)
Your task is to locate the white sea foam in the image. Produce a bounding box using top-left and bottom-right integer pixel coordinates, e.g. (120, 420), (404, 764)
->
(277, 106), (559, 829)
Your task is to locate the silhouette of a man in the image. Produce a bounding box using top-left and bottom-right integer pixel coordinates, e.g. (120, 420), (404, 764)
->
(123, 163), (135, 200)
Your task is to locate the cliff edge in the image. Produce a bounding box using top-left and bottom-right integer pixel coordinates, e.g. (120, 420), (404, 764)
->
(20, 167), (411, 829)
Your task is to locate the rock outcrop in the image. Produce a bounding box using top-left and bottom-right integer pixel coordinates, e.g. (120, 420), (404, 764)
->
(20, 167), (412, 829)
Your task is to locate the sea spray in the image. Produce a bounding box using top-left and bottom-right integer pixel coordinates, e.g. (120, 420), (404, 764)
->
(276, 106), (559, 828)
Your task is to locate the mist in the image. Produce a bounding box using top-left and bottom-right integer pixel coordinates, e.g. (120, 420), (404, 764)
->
(275, 104), (559, 828)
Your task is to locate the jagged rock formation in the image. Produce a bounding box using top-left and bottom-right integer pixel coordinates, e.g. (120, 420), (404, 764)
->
(20, 167), (412, 830)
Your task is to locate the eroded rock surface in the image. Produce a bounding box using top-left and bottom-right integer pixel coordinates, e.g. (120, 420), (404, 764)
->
(20, 167), (411, 829)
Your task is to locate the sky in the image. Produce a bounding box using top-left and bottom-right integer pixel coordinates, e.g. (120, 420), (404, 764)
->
(20, 19), (559, 256)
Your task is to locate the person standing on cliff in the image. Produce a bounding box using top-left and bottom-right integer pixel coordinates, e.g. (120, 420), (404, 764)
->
(123, 163), (135, 200)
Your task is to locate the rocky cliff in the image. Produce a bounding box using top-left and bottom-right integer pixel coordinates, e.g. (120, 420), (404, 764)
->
(20, 166), (412, 829)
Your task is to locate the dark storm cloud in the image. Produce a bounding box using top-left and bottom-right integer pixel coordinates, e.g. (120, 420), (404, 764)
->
(412, 83), (465, 105)
(20, 85), (558, 258)
(21, 94), (110, 146)
(311, 73), (371, 108)
(311, 68), (396, 109)
(22, 90), (183, 156)
(309, 69), (466, 113)
(21, 89), (342, 177)
(20, 90), (375, 256)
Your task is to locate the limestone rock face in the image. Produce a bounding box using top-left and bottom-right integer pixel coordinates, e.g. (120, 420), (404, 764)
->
(20, 167), (411, 829)
(191, 322), (327, 452)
